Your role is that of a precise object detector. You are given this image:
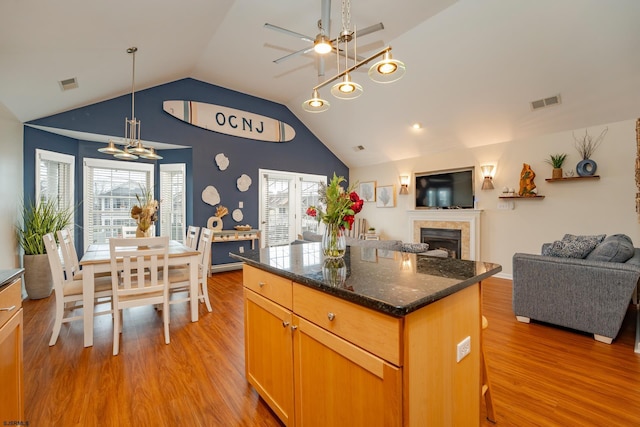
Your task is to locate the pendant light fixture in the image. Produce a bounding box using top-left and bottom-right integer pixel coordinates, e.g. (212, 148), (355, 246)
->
(302, 0), (406, 113)
(97, 47), (162, 160)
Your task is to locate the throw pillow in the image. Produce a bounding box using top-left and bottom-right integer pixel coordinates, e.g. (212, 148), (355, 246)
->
(544, 234), (604, 259)
(400, 242), (430, 253)
(585, 234), (635, 263)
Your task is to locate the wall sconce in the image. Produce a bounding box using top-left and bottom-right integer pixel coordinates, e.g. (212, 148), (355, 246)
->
(481, 165), (495, 190)
(399, 175), (410, 195)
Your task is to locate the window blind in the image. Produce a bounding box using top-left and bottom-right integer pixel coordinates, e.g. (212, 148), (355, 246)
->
(160, 164), (186, 242)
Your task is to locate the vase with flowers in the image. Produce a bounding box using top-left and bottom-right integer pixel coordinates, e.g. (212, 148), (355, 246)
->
(130, 185), (158, 238)
(306, 173), (363, 259)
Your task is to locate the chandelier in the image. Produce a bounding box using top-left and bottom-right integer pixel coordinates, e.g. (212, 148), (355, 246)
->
(98, 47), (162, 160)
(302, 0), (406, 113)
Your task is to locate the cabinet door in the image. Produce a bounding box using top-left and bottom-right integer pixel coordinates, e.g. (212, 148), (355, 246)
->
(293, 317), (402, 427)
(244, 289), (294, 426)
(0, 309), (24, 422)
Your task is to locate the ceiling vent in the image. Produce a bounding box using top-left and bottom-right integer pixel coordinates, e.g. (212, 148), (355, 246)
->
(352, 145), (365, 152)
(59, 77), (78, 91)
(530, 94), (561, 111)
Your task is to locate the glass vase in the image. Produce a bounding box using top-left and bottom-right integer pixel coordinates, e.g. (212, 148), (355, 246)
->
(322, 258), (347, 287)
(322, 223), (346, 259)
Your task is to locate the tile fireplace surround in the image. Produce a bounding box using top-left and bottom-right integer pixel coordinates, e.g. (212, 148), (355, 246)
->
(406, 209), (482, 261)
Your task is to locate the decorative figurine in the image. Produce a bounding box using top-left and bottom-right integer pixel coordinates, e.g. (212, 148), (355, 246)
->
(518, 163), (537, 196)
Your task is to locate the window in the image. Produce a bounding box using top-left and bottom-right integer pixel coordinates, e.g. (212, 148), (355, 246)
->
(160, 163), (186, 243)
(83, 158), (153, 249)
(36, 149), (75, 228)
(259, 170), (325, 247)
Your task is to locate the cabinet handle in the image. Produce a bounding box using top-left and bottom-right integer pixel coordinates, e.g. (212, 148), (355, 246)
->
(290, 325), (298, 331)
(0, 305), (16, 312)
(327, 312), (335, 321)
(282, 321), (290, 328)
(258, 281), (266, 288)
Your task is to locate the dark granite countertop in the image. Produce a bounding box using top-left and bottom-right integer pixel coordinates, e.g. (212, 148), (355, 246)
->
(0, 269), (24, 289)
(229, 242), (501, 317)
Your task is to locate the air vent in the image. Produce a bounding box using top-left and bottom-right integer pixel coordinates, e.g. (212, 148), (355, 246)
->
(353, 145), (365, 152)
(59, 77), (78, 91)
(530, 94), (561, 111)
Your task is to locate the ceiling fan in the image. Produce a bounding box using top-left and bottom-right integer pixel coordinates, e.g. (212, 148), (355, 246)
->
(264, 0), (384, 75)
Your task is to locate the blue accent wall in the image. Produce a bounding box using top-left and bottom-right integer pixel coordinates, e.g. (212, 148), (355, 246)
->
(25, 78), (347, 264)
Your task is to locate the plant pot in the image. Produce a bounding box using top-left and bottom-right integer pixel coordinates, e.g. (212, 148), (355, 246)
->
(23, 253), (53, 299)
(552, 168), (563, 179)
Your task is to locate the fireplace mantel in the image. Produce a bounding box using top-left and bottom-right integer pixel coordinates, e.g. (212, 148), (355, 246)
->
(406, 209), (482, 260)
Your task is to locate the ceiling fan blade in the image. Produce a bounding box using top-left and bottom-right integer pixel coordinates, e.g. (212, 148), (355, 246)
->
(273, 46), (315, 64)
(264, 23), (315, 43)
(355, 22), (384, 38)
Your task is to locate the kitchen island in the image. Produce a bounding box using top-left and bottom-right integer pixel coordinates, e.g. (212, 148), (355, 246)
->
(230, 243), (501, 426)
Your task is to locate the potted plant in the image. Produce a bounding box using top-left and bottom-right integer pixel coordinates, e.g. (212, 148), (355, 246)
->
(545, 153), (568, 179)
(17, 199), (73, 299)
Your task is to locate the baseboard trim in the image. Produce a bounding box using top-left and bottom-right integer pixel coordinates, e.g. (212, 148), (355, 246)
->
(210, 262), (243, 273)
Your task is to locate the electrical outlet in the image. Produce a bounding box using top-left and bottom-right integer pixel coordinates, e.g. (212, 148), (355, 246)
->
(497, 201), (514, 210)
(239, 246), (244, 253)
(239, 201), (243, 208)
(456, 336), (471, 362)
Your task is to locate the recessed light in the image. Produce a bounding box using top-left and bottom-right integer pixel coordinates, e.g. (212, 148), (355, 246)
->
(412, 123), (422, 129)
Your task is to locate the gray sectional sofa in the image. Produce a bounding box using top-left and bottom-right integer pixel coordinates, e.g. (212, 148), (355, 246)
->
(512, 234), (640, 344)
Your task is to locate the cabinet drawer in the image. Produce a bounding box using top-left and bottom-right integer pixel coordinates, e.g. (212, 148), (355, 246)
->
(293, 283), (402, 365)
(243, 265), (292, 310)
(0, 278), (22, 329)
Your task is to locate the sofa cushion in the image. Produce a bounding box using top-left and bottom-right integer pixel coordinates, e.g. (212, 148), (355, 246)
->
(542, 234), (605, 258)
(586, 234), (635, 263)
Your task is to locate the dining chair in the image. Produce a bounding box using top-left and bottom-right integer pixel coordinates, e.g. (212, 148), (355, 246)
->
(43, 232), (113, 346)
(57, 228), (111, 282)
(109, 236), (170, 355)
(121, 226), (138, 238)
(185, 226), (200, 250)
(168, 228), (213, 312)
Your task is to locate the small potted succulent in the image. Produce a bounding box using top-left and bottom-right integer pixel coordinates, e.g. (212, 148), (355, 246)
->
(545, 153), (568, 179)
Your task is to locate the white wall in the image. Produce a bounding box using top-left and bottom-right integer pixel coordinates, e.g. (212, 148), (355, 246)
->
(0, 105), (23, 269)
(350, 119), (639, 278)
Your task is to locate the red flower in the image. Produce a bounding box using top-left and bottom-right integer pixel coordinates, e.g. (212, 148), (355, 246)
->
(343, 215), (355, 229)
(351, 199), (363, 214)
(349, 191), (360, 202)
(306, 207), (317, 217)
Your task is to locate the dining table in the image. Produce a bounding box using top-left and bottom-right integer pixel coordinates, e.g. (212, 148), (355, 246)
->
(79, 239), (200, 347)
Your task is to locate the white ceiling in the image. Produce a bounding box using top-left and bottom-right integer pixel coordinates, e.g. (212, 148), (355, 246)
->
(1, 0), (639, 168)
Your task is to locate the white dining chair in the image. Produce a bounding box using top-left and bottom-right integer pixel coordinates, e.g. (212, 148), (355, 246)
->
(57, 228), (111, 282)
(168, 228), (213, 312)
(185, 226), (200, 249)
(109, 236), (170, 355)
(44, 232), (113, 346)
(121, 226), (138, 238)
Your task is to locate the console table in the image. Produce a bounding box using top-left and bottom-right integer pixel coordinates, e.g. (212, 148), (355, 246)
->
(210, 229), (261, 249)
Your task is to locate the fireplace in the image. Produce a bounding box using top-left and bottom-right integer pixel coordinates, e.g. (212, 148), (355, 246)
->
(421, 228), (462, 259)
(407, 209), (481, 260)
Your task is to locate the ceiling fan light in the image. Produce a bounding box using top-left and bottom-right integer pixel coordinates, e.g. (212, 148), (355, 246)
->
(98, 140), (124, 154)
(330, 74), (363, 100)
(302, 90), (330, 113)
(314, 34), (332, 54)
(369, 51), (406, 83)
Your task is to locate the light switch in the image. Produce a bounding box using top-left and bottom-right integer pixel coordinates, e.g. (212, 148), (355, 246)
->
(239, 201), (243, 208)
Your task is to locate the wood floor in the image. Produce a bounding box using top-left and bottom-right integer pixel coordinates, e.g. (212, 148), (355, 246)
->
(22, 272), (640, 426)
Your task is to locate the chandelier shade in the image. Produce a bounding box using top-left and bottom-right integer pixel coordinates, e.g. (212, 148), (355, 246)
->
(302, 89), (331, 113)
(368, 51), (406, 83)
(330, 73), (363, 100)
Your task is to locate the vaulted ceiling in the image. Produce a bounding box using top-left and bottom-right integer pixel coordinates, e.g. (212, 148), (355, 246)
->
(1, 0), (639, 167)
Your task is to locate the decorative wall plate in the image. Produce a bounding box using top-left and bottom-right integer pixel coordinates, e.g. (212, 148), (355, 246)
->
(237, 174), (251, 192)
(232, 208), (243, 222)
(215, 153), (229, 170)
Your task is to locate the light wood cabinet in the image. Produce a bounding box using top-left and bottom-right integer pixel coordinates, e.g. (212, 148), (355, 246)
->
(0, 277), (24, 422)
(243, 264), (481, 426)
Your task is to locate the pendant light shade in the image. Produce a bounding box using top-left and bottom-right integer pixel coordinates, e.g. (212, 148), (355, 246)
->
(302, 89), (330, 113)
(98, 140), (124, 155)
(140, 147), (162, 160)
(368, 51), (406, 83)
(313, 34), (332, 54)
(330, 73), (363, 100)
(114, 149), (139, 160)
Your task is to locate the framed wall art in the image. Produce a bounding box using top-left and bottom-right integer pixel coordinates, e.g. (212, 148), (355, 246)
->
(359, 181), (376, 202)
(376, 185), (396, 208)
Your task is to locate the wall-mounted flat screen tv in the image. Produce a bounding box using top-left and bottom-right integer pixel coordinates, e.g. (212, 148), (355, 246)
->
(415, 167), (475, 209)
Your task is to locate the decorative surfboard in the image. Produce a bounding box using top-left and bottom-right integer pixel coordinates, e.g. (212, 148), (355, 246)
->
(163, 100), (295, 143)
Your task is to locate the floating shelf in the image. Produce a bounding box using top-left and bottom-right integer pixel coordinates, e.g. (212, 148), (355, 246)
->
(545, 175), (600, 182)
(498, 195), (545, 199)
